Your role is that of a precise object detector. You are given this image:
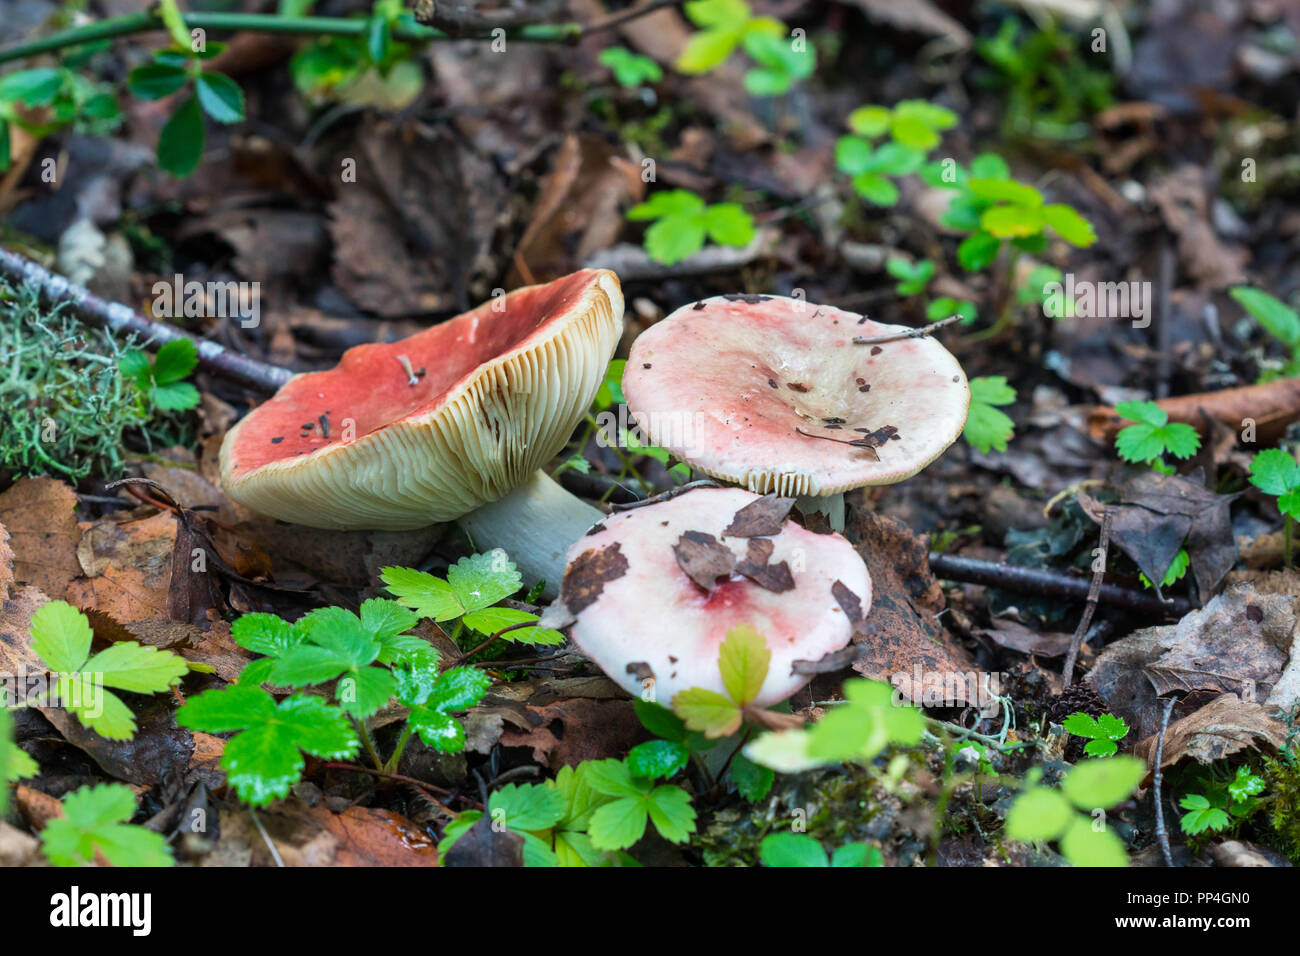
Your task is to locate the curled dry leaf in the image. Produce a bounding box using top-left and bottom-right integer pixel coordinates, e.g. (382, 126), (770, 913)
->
(560, 541), (629, 615)
(1133, 693), (1287, 769)
(672, 530), (736, 590)
(721, 494), (796, 538)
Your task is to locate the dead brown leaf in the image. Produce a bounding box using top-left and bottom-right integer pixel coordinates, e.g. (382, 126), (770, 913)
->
(841, 508), (975, 706)
(0, 478), (82, 598)
(499, 696), (642, 769)
(510, 134), (644, 285)
(1089, 378), (1300, 448)
(66, 512), (176, 622)
(1134, 693), (1286, 768)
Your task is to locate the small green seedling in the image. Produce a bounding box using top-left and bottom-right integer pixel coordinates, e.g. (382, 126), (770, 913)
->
(759, 832), (882, 867)
(671, 625), (783, 739)
(885, 257), (977, 324)
(41, 783), (174, 867)
(0, 65), (120, 170)
(1230, 287), (1300, 381)
(964, 376), (1016, 454)
(1180, 767), (1266, 836)
(14, 601), (189, 740)
(835, 138), (923, 206)
(676, 0), (814, 96)
(440, 756), (696, 866)
(291, 0), (424, 111)
(848, 100), (957, 151)
(1004, 756), (1145, 866)
(1248, 448), (1300, 568)
(625, 189), (755, 266)
(119, 338), (202, 413)
(178, 685), (360, 806)
(382, 550), (564, 654)
(598, 47), (663, 87)
(1062, 711), (1129, 757)
(1113, 400), (1200, 474)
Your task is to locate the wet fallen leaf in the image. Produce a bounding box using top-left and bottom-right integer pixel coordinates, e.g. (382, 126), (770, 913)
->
(66, 512), (176, 622)
(0, 478), (82, 599)
(673, 530), (736, 590)
(1133, 693), (1286, 768)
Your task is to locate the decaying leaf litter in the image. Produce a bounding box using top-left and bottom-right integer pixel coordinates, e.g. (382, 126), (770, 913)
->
(0, 0), (1299, 871)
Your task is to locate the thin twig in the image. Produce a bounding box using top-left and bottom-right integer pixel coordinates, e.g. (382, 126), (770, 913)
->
(1063, 508), (1111, 687)
(578, 0), (686, 36)
(248, 808), (285, 868)
(0, 248), (292, 393)
(609, 479), (720, 511)
(852, 315), (961, 345)
(1153, 695), (1177, 867)
(927, 551), (1191, 616)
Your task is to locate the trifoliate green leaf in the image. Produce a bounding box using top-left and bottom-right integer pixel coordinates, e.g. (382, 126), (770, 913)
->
(177, 687), (358, 805)
(644, 785), (696, 843)
(634, 700), (688, 743)
(1228, 767), (1265, 802)
(127, 62), (189, 101)
(981, 203), (1045, 238)
(41, 783), (173, 867)
(964, 376), (1016, 454)
(969, 178), (1042, 206)
(851, 172), (899, 206)
(597, 47), (663, 87)
(1179, 794), (1230, 835)
(702, 202), (755, 246)
(957, 231), (1001, 271)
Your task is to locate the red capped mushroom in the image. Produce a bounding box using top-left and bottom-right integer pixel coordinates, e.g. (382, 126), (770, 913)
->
(621, 294), (970, 528)
(220, 270), (624, 591)
(556, 487), (871, 707)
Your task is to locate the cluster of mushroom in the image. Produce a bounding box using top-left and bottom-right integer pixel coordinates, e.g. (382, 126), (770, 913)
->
(220, 271), (970, 707)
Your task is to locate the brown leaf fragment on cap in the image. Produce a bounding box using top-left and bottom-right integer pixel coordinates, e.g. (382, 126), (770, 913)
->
(673, 530), (736, 590)
(791, 645), (859, 675)
(787, 382), (810, 393)
(736, 538), (794, 593)
(832, 579), (864, 625)
(722, 293), (772, 304)
(561, 541), (629, 614)
(626, 661), (654, 682)
(722, 494), (795, 537)
(740, 706), (804, 731)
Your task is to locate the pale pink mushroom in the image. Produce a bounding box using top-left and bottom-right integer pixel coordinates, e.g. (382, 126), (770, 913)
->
(622, 294), (970, 527)
(558, 487), (871, 708)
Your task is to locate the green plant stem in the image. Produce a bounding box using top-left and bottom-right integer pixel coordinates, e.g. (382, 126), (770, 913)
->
(0, 11), (579, 65)
(1287, 514), (1293, 571)
(357, 719), (384, 771)
(383, 723), (414, 774)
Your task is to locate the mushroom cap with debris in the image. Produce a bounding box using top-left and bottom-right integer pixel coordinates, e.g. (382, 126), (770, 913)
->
(558, 487), (871, 707)
(622, 294), (970, 497)
(220, 270), (624, 529)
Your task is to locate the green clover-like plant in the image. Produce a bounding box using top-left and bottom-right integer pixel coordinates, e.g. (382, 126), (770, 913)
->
(20, 600), (189, 740)
(676, 0), (814, 96)
(625, 189), (755, 266)
(41, 783), (174, 867)
(1005, 756), (1144, 866)
(118, 338), (201, 413)
(1248, 448), (1300, 568)
(848, 99), (957, 151)
(1062, 711), (1129, 758)
(176, 684), (359, 806)
(1113, 399), (1200, 473)
(598, 47), (663, 87)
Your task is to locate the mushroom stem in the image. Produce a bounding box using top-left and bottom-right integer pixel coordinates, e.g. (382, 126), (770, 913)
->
(457, 469), (604, 597)
(794, 492), (846, 532)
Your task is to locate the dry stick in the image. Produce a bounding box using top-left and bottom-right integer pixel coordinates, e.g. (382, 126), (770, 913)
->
(926, 552), (1190, 616)
(578, 0), (686, 35)
(1153, 695), (1177, 867)
(1062, 508), (1112, 687)
(852, 315), (961, 345)
(0, 248), (293, 394)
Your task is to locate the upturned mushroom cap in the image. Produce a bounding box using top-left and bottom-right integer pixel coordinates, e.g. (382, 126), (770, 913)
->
(221, 270), (623, 529)
(622, 295), (970, 497)
(559, 487), (871, 707)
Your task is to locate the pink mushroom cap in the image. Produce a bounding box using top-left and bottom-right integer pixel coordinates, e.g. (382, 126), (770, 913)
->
(622, 295), (970, 496)
(220, 270), (623, 529)
(560, 487), (872, 708)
